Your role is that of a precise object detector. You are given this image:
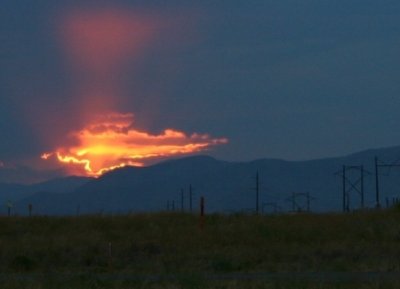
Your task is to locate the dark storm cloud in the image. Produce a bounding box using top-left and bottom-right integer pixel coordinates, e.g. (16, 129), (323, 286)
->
(1, 0), (400, 182)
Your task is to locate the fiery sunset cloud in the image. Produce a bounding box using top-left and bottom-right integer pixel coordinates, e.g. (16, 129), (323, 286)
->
(42, 113), (227, 177)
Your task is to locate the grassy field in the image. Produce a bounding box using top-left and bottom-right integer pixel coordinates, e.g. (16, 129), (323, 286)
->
(1, 209), (400, 288)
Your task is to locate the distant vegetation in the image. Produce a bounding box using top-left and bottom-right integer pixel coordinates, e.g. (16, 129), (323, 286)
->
(1, 209), (400, 288)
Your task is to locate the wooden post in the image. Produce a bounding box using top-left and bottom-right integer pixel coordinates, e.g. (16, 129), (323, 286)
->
(108, 242), (113, 271)
(200, 196), (205, 230)
(28, 204), (32, 217)
(7, 200), (12, 217)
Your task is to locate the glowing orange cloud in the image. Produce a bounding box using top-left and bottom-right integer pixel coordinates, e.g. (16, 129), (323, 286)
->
(42, 113), (227, 177)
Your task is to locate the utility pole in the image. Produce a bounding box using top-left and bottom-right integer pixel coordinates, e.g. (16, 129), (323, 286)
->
(180, 188), (184, 212)
(361, 165), (364, 209)
(28, 204), (32, 217)
(375, 156), (380, 208)
(292, 192), (296, 212)
(256, 171), (259, 215)
(342, 165), (346, 212)
(189, 184), (193, 213)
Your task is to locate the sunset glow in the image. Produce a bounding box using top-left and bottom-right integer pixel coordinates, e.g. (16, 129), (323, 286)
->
(60, 8), (158, 75)
(42, 113), (227, 176)
(39, 8), (228, 177)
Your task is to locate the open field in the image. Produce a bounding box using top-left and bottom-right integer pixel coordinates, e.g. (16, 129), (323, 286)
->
(1, 209), (400, 288)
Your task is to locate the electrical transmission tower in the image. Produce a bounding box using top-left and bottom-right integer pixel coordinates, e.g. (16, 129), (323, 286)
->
(262, 202), (281, 214)
(286, 192), (315, 213)
(252, 171), (268, 215)
(374, 156), (400, 208)
(335, 165), (369, 212)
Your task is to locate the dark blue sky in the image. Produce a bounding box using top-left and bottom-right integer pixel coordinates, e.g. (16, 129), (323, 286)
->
(1, 0), (400, 182)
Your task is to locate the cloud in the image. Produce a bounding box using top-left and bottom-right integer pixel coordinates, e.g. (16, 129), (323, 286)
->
(42, 113), (227, 176)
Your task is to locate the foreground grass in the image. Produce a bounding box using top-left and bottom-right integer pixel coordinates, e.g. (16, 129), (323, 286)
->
(0, 209), (400, 287)
(2, 278), (400, 289)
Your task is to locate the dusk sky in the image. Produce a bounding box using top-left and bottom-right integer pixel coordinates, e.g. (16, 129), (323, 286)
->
(1, 1), (400, 183)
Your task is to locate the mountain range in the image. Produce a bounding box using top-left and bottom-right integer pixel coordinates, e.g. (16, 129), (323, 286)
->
(2, 145), (400, 215)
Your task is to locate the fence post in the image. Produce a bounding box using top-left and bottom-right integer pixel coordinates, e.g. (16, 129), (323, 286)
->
(200, 196), (205, 230)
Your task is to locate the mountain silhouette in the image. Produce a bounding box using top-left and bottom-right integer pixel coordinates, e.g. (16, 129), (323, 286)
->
(4, 146), (400, 215)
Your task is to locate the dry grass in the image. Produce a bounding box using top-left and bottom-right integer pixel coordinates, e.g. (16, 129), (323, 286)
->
(0, 209), (400, 287)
